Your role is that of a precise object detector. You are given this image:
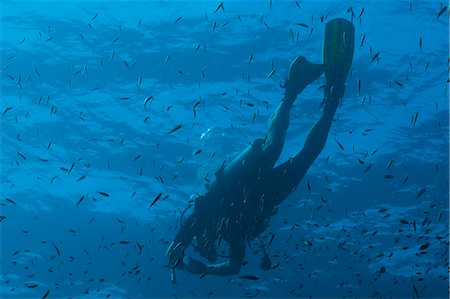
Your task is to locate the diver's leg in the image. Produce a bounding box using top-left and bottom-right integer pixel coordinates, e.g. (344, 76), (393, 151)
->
(285, 17), (354, 179)
(210, 57), (322, 187)
(270, 18), (355, 199)
(292, 89), (341, 170)
(269, 84), (344, 204)
(261, 100), (290, 167)
(262, 57), (323, 167)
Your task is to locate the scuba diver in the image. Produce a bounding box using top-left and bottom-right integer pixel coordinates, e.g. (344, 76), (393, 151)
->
(166, 18), (355, 277)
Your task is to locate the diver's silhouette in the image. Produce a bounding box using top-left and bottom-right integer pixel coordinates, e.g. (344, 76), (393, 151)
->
(167, 18), (355, 277)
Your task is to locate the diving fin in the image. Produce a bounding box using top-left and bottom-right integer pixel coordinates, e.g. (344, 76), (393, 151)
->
(323, 18), (355, 94)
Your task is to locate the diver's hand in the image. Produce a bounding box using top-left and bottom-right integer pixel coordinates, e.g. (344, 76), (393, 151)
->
(185, 257), (208, 275)
(166, 241), (185, 269)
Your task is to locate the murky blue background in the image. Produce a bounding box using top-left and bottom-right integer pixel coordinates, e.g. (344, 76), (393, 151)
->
(1, 1), (449, 298)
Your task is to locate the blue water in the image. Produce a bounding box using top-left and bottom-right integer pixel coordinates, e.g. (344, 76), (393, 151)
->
(1, 1), (449, 298)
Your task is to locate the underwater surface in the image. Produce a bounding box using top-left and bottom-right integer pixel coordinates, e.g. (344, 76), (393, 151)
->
(1, 0), (449, 298)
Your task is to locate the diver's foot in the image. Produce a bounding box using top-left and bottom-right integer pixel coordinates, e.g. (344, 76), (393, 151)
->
(323, 18), (355, 91)
(284, 56), (323, 99)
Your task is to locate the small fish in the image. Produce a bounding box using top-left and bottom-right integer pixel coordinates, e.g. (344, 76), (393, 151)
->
(68, 162), (75, 174)
(384, 174), (394, 179)
(174, 16), (182, 24)
(417, 188), (426, 198)
(112, 37), (120, 43)
(155, 175), (164, 184)
(5, 198), (17, 205)
(150, 192), (163, 208)
(370, 52), (379, 63)
(358, 7), (365, 18)
(171, 268), (177, 284)
(193, 149), (202, 156)
(307, 181), (311, 194)
(437, 211), (442, 222)
(437, 5), (448, 19)
(193, 100), (201, 109)
(412, 284), (419, 297)
(240, 274), (259, 280)
(42, 290), (50, 299)
(213, 2), (224, 14)
(168, 124), (182, 134)
(413, 112), (419, 127)
(394, 80), (404, 87)
(132, 155), (141, 163)
(17, 152), (27, 160)
(266, 69), (276, 79)
(90, 13), (98, 23)
(419, 35), (422, 51)
(144, 96), (153, 109)
(335, 138), (344, 151)
(98, 191), (110, 197)
(52, 242), (61, 256)
(357, 79), (361, 96)
(364, 164), (372, 173)
(294, 23), (309, 27)
(77, 175), (86, 182)
(2, 107), (13, 118)
(268, 233), (275, 246)
(248, 54), (253, 63)
(419, 242), (430, 251)
(76, 196), (85, 207)
(26, 283), (38, 288)
(386, 159), (394, 170)
(260, 249), (271, 271)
